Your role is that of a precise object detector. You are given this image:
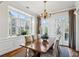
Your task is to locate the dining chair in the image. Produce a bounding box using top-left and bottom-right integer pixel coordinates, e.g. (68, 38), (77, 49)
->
(31, 35), (35, 42)
(25, 36), (34, 57)
(25, 35), (38, 57)
(52, 39), (60, 57)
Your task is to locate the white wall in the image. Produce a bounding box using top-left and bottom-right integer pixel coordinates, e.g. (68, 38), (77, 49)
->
(0, 3), (8, 39)
(76, 11), (79, 51)
(75, 2), (79, 51)
(0, 36), (25, 55)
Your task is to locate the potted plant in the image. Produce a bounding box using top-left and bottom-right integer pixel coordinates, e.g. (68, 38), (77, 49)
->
(41, 26), (49, 42)
(21, 30), (27, 35)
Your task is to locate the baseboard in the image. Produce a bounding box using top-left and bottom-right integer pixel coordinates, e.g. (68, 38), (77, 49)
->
(1, 47), (23, 57)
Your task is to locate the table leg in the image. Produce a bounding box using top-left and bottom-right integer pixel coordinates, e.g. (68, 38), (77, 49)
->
(36, 53), (40, 57)
(32, 51), (40, 57)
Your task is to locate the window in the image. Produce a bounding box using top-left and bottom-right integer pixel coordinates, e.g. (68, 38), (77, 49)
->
(8, 8), (34, 36)
(41, 19), (48, 35)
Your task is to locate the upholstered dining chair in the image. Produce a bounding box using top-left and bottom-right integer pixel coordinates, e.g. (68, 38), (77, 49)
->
(25, 35), (35, 57)
(40, 39), (60, 57)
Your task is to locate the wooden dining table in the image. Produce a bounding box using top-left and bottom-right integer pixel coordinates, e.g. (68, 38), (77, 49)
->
(21, 37), (55, 57)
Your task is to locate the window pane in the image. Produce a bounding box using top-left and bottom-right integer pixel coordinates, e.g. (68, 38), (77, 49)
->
(9, 10), (18, 18)
(8, 9), (33, 36)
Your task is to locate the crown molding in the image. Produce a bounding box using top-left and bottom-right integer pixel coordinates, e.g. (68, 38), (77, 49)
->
(51, 7), (76, 15)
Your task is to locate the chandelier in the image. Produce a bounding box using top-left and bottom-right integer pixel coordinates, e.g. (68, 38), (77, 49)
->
(40, 1), (49, 19)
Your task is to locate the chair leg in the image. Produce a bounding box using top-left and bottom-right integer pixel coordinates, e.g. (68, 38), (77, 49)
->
(25, 48), (29, 57)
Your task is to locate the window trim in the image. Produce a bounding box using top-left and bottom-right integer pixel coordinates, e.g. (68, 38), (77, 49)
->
(8, 6), (34, 37)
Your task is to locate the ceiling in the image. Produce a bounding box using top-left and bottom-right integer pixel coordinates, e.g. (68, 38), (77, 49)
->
(3, 1), (75, 14)
(16, 1), (75, 15)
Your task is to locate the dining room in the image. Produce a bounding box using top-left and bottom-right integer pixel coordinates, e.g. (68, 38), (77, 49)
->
(0, 0), (79, 57)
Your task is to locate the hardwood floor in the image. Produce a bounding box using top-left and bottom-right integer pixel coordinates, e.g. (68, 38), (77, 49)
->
(1, 47), (26, 57)
(1, 46), (79, 57)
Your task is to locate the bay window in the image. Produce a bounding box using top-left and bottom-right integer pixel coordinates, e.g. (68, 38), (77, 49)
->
(8, 8), (34, 36)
